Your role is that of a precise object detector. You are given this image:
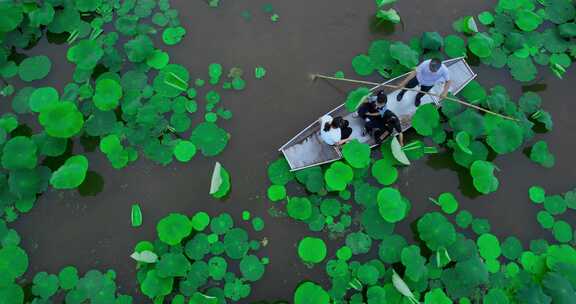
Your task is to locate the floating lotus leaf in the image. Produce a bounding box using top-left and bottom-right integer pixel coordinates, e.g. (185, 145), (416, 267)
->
(223, 228), (249, 259)
(345, 232), (372, 255)
(190, 122), (229, 157)
(293, 281), (329, 304)
(157, 213), (193, 245)
(371, 159), (398, 185)
(146, 50), (170, 69)
(210, 213), (233, 234)
(267, 185), (286, 202)
(552, 221), (572, 243)
(93, 78), (123, 111)
(484, 116), (523, 154)
(207, 256), (227, 280)
(436, 192), (459, 214)
(421, 32), (444, 51)
(124, 35), (154, 62)
(209, 162), (230, 198)
(508, 55), (537, 82)
(470, 160), (499, 194)
(455, 210), (473, 228)
(424, 288), (452, 304)
(390, 42), (419, 68)
(376, 8), (401, 24)
(478, 11), (494, 25)
(320, 199), (341, 217)
(519, 92), (542, 114)
(477, 233), (501, 260)
(2, 136), (37, 170)
(345, 87), (371, 111)
(185, 233), (211, 260)
(343, 139), (371, 168)
(417, 212), (456, 251)
(252, 217), (264, 231)
(254, 66), (267, 79)
(559, 22), (576, 38)
(58, 266), (79, 290)
(157, 252), (191, 278)
(468, 33), (494, 58)
(173, 140), (197, 162)
(530, 140), (555, 168)
(85, 109), (116, 137)
(368, 40), (395, 70)
(542, 272), (576, 304)
(529, 186), (546, 204)
(324, 161), (353, 191)
(163, 26), (186, 45)
(239, 255), (265, 281)
(544, 0), (576, 24)
(18, 55), (51, 82)
(377, 187), (408, 223)
(357, 264), (379, 285)
(412, 104), (440, 136)
(450, 109), (485, 138)
(401, 245), (427, 281)
(66, 40), (103, 70)
(297, 237), (327, 264)
(140, 269), (173, 298)
(501, 237), (522, 260)
(544, 195), (567, 215)
(0, 245), (28, 282)
(445, 35), (467, 58)
(287, 197), (313, 221)
(352, 54), (375, 76)
(483, 288), (509, 304)
(50, 155), (89, 189)
(267, 158), (294, 185)
(39, 101), (84, 138)
(31, 271), (59, 299)
(0, 3), (23, 32)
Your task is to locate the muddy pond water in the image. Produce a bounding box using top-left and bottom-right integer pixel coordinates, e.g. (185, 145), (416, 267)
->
(12, 0), (576, 302)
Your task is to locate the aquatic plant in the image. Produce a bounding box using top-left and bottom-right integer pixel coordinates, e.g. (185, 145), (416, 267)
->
(133, 211), (268, 302)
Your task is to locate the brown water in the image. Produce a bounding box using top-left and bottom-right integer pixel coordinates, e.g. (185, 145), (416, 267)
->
(11, 0), (576, 302)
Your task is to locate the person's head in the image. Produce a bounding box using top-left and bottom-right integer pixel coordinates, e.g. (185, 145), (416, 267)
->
(429, 58), (442, 72)
(375, 91), (388, 106)
(323, 116), (343, 131)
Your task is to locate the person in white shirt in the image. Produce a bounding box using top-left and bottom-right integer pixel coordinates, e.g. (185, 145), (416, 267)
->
(395, 58), (452, 106)
(320, 115), (352, 146)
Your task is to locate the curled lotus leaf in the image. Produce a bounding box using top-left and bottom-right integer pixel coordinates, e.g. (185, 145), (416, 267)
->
(49, 155), (89, 189)
(470, 160), (499, 194)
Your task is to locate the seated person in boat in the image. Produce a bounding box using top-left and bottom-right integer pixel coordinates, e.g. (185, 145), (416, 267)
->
(366, 109), (404, 146)
(357, 90), (387, 123)
(396, 58), (452, 106)
(319, 115), (353, 146)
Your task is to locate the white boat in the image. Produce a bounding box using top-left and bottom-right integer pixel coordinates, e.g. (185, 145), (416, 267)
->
(279, 57), (477, 171)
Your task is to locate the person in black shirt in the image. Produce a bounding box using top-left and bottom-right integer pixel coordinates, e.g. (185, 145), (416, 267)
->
(370, 110), (404, 145)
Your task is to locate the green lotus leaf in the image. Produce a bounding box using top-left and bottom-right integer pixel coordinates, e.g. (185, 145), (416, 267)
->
(190, 122), (229, 157)
(377, 187), (408, 223)
(0, 3), (23, 32)
(401, 245), (428, 281)
(444, 35), (467, 58)
(342, 139), (371, 168)
(542, 272), (576, 304)
(58, 266), (79, 290)
(483, 288), (510, 304)
(559, 22), (576, 38)
(324, 161), (353, 191)
(210, 213), (233, 234)
(484, 116), (523, 154)
(501, 236), (523, 260)
(146, 50), (170, 70)
(173, 140), (197, 162)
(345, 87), (371, 111)
(38, 101), (84, 138)
(140, 269), (173, 298)
(298, 237), (327, 264)
(75, 0), (102, 11)
(345, 232), (372, 255)
(468, 33), (494, 58)
(153, 64), (190, 97)
(368, 40), (395, 70)
(519, 92), (542, 114)
(508, 54), (537, 82)
(67, 40), (103, 70)
(390, 42), (419, 68)
(552, 221), (572, 243)
(544, 195), (567, 215)
(209, 63), (223, 84)
(478, 11), (494, 25)
(319, 198), (341, 217)
(376, 8), (401, 24)
(157, 252), (191, 278)
(435, 192), (459, 214)
(412, 103), (440, 136)
(251, 217), (264, 232)
(294, 281), (330, 304)
(529, 186), (546, 203)
(163, 26), (186, 45)
(0, 283), (24, 304)
(267, 185), (286, 202)
(453, 16), (478, 34)
(157, 213), (193, 245)
(352, 54), (375, 76)
(267, 158), (294, 185)
(208, 256), (227, 280)
(371, 159), (398, 185)
(477, 233), (501, 260)
(449, 109), (485, 138)
(185, 233), (211, 260)
(544, 0), (575, 24)
(50, 155), (89, 189)
(2, 136), (38, 170)
(223, 228), (249, 259)
(0, 245), (28, 282)
(254, 66), (267, 79)
(530, 140), (555, 168)
(357, 264), (379, 286)
(424, 288), (452, 304)
(421, 32), (444, 51)
(287, 197), (313, 221)
(239, 255), (265, 281)
(470, 160), (499, 194)
(18, 55), (51, 82)
(515, 10), (542, 32)
(124, 35), (154, 62)
(417, 212), (456, 251)
(92, 81), (122, 112)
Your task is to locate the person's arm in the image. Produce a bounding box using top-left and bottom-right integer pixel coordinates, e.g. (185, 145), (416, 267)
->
(396, 70), (416, 89)
(336, 138), (352, 146)
(397, 132), (404, 146)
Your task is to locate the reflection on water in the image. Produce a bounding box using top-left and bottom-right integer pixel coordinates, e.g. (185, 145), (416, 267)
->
(78, 171), (104, 197)
(80, 135), (99, 153)
(41, 141), (74, 172)
(522, 83), (548, 93)
(10, 124), (33, 137)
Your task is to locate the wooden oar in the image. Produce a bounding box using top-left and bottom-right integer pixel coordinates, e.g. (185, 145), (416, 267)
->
(310, 73), (518, 121)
